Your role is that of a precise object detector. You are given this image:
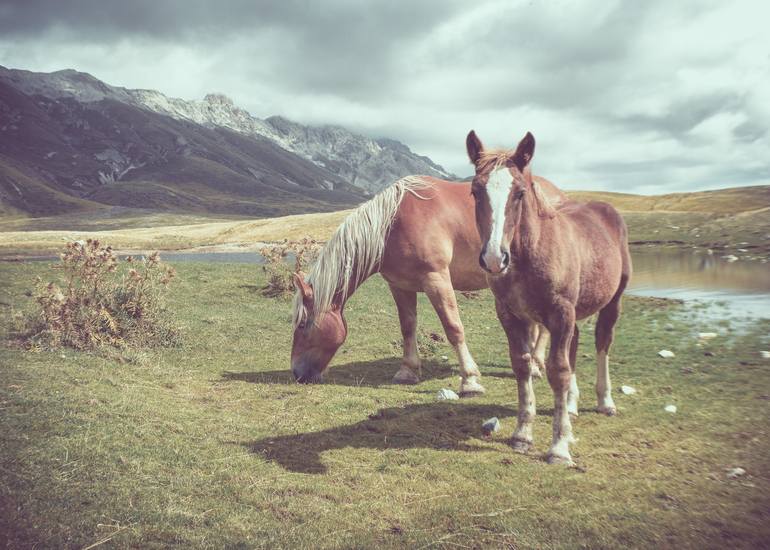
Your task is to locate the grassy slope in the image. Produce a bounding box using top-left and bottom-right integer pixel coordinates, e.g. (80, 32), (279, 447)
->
(1, 261), (769, 548)
(2, 186), (769, 258)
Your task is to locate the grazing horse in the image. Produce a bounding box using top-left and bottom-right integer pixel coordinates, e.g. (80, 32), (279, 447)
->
(465, 130), (632, 465)
(291, 175), (566, 395)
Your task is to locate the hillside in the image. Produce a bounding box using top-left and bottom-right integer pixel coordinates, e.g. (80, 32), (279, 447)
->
(569, 185), (770, 214)
(0, 77), (366, 217)
(1, 185), (768, 259)
(0, 65), (453, 203)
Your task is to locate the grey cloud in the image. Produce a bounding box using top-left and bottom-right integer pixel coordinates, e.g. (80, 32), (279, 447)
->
(0, 0), (768, 193)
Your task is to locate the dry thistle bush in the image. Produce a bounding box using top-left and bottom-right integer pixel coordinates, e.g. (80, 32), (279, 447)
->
(259, 237), (321, 298)
(18, 239), (180, 350)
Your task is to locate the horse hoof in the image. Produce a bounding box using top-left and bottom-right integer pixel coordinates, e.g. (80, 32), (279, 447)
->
(546, 453), (575, 467)
(459, 379), (486, 397)
(392, 367), (420, 385)
(597, 405), (617, 416)
(511, 438), (532, 453)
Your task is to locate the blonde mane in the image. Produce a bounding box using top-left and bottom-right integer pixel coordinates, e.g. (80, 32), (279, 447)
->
(292, 175), (433, 327)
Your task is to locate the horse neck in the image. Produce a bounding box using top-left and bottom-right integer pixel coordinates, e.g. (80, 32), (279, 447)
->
(512, 191), (546, 260)
(330, 257), (380, 311)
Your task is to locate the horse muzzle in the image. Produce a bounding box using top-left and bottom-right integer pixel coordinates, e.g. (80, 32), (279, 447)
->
(479, 249), (510, 275)
(292, 361), (324, 384)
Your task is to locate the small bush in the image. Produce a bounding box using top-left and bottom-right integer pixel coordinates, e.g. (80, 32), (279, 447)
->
(259, 237), (321, 298)
(18, 239), (180, 350)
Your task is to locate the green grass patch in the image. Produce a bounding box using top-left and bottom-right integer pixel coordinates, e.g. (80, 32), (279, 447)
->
(1, 262), (768, 548)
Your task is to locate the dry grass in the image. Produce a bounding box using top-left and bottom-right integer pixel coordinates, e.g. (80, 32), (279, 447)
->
(12, 240), (179, 350)
(1, 186), (767, 258)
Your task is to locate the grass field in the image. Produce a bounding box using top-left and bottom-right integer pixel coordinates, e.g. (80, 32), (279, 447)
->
(1, 186), (768, 259)
(1, 260), (769, 548)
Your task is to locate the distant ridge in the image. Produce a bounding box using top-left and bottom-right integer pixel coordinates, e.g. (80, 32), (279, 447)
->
(0, 65), (454, 215)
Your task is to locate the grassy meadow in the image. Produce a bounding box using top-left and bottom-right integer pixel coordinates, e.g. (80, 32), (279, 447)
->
(1, 259), (769, 548)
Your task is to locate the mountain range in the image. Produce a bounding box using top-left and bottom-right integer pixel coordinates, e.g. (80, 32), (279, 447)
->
(0, 66), (453, 218)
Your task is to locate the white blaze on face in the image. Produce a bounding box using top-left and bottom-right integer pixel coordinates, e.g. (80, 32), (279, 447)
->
(482, 167), (513, 272)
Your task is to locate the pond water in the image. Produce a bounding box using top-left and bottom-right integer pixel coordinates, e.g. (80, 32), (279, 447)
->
(11, 248), (770, 319)
(628, 249), (770, 320)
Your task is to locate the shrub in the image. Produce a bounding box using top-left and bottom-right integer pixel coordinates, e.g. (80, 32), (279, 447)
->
(259, 237), (321, 298)
(18, 239), (180, 350)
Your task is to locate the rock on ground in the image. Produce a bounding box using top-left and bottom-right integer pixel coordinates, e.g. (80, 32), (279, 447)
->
(481, 417), (501, 435)
(437, 388), (460, 401)
(658, 350), (675, 358)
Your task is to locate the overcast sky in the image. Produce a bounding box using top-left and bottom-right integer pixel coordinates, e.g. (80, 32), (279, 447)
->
(1, 0), (768, 193)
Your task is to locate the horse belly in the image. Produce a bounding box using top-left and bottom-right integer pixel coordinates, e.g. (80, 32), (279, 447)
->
(575, 254), (623, 319)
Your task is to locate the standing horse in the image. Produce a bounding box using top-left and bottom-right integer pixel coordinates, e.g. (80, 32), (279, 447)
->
(291, 175), (566, 395)
(465, 130), (631, 465)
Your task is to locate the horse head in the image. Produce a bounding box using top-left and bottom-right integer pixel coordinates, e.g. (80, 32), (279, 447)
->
(466, 130), (536, 275)
(291, 271), (348, 383)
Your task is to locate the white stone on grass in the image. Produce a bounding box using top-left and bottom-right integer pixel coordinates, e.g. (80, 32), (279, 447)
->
(664, 404), (677, 413)
(726, 467), (746, 479)
(722, 254), (739, 262)
(437, 388), (459, 401)
(481, 417), (501, 435)
(658, 350), (675, 358)
(620, 385), (636, 395)
(760, 351), (770, 359)
(698, 332), (717, 340)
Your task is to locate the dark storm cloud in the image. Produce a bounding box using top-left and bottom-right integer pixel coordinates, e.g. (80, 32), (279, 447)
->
(0, 0), (466, 98)
(0, 0), (768, 192)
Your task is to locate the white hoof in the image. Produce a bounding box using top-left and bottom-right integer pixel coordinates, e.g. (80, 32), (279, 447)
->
(392, 365), (420, 385)
(597, 397), (617, 416)
(458, 376), (485, 397)
(511, 437), (533, 453)
(546, 452), (575, 467)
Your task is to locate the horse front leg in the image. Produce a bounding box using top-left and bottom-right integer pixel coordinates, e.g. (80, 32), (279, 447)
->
(422, 271), (485, 397)
(389, 286), (421, 384)
(495, 300), (537, 452)
(545, 302), (577, 466)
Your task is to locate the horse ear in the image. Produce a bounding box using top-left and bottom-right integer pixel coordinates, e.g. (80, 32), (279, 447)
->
(293, 271), (313, 301)
(466, 130), (484, 166)
(511, 131), (535, 171)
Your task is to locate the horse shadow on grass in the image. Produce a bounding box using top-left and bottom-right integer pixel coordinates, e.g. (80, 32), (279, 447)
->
(241, 402), (518, 474)
(221, 357), (481, 388)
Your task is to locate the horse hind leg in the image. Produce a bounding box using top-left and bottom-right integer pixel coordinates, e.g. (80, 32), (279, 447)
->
(567, 324), (580, 417)
(389, 286), (421, 385)
(422, 271), (485, 397)
(595, 298), (621, 415)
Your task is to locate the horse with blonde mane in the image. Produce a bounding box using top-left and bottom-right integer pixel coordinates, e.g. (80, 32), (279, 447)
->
(291, 174), (566, 396)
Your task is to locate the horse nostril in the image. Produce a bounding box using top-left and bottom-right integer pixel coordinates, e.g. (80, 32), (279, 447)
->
(501, 250), (510, 268)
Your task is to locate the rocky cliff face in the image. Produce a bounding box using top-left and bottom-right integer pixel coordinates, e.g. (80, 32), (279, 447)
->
(0, 66), (454, 195)
(0, 68), (366, 217)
